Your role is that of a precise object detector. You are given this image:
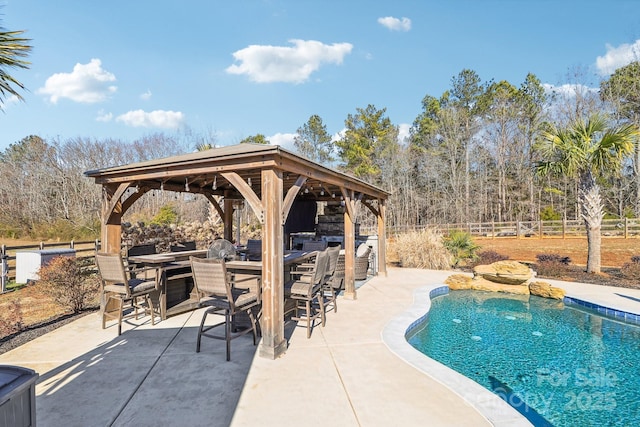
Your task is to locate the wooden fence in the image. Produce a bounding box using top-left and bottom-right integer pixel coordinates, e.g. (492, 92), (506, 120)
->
(373, 218), (640, 239)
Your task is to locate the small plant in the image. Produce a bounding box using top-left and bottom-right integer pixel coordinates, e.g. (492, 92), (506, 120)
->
(468, 250), (509, 267)
(0, 300), (24, 338)
(38, 256), (100, 314)
(443, 231), (480, 267)
(534, 253), (573, 278)
(536, 254), (571, 265)
(389, 228), (452, 270)
(151, 204), (179, 225)
(621, 255), (640, 281)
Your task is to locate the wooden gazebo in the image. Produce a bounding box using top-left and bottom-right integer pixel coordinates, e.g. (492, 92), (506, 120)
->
(85, 143), (389, 359)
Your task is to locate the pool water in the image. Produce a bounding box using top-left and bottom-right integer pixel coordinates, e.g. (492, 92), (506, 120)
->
(407, 290), (640, 427)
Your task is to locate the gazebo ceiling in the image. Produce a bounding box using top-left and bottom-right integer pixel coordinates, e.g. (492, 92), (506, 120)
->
(85, 143), (390, 203)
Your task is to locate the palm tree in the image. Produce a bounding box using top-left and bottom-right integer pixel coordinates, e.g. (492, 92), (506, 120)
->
(535, 114), (639, 273)
(0, 20), (32, 106)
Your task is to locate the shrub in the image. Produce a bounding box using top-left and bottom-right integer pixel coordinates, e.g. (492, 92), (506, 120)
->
(621, 256), (640, 281)
(389, 229), (452, 270)
(443, 231), (480, 267)
(534, 253), (573, 278)
(38, 256), (100, 313)
(0, 300), (24, 338)
(151, 204), (179, 225)
(468, 250), (509, 267)
(536, 254), (571, 265)
(540, 206), (562, 221)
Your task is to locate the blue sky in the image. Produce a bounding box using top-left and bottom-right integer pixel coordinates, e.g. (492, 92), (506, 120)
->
(2, 0), (640, 152)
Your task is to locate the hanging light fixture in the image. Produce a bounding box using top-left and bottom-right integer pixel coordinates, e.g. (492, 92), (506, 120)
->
(185, 178), (190, 192)
(248, 177), (252, 186)
(160, 181), (164, 191)
(212, 175), (217, 190)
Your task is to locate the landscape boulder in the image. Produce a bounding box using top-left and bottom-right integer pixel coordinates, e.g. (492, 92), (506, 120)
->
(470, 277), (530, 295)
(444, 274), (473, 290)
(529, 281), (566, 300)
(473, 260), (533, 285)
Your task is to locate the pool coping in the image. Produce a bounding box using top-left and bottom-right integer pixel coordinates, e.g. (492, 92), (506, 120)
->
(381, 284), (534, 427)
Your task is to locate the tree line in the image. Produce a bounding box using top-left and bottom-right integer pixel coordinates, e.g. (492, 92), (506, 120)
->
(1, 65), (639, 242)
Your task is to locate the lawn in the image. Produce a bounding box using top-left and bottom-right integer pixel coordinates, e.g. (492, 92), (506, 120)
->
(474, 236), (638, 267)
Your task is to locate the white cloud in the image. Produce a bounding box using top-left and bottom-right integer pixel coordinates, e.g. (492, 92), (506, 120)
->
(268, 132), (296, 150)
(226, 39), (353, 83)
(398, 123), (411, 143)
(543, 83), (598, 97)
(140, 90), (152, 100)
(115, 109), (185, 129)
(37, 58), (117, 104)
(378, 16), (412, 32)
(96, 110), (113, 122)
(596, 40), (640, 76)
(0, 94), (20, 109)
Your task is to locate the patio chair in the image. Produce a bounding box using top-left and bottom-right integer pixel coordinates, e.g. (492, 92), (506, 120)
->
(355, 243), (372, 281)
(127, 243), (157, 271)
(302, 239), (327, 252)
(322, 247), (343, 314)
(95, 252), (160, 335)
(285, 248), (329, 338)
(127, 243), (157, 257)
(246, 239), (262, 261)
(190, 256), (261, 361)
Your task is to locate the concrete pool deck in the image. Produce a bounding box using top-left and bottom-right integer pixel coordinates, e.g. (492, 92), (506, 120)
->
(1, 267), (640, 426)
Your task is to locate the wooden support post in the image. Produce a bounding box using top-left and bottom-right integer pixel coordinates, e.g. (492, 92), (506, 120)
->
(540, 220), (544, 239)
(377, 200), (387, 277)
(223, 195), (234, 242)
(624, 217), (629, 239)
(259, 168), (287, 360)
(343, 204), (357, 300)
(101, 186), (123, 254)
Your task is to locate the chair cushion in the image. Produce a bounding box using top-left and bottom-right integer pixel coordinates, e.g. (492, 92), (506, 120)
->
(289, 280), (314, 298)
(129, 278), (157, 293)
(234, 292), (258, 307)
(201, 296), (231, 309)
(356, 243), (370, 258)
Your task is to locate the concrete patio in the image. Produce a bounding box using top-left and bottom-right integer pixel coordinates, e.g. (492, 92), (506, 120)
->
(2, 267), (640, 427)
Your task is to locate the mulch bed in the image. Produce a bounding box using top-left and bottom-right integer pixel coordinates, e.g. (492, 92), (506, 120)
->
(0, 309), (97, 356)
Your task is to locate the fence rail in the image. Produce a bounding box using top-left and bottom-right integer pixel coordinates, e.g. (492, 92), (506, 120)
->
(378, 218), (640, 239)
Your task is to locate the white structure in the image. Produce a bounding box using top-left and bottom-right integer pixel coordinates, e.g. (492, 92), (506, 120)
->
(15, 249), (76, 284)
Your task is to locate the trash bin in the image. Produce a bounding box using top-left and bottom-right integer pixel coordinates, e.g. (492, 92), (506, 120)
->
(0, 365), (38, 427)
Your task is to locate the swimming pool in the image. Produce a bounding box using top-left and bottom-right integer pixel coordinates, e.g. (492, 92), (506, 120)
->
(406, 290), (640, 427)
